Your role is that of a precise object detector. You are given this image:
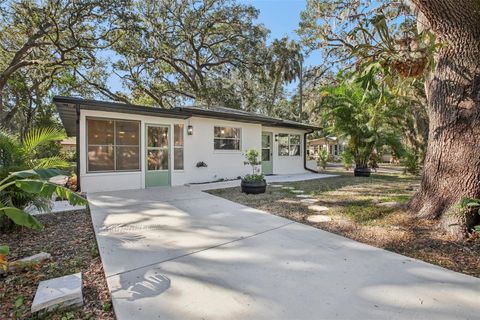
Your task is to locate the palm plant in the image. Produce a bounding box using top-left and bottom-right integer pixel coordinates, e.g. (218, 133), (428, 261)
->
(0, 168), (87, 270)
(0, 127), (70, 226)
(319, 79), (403, 170)
(0, 127), (69, 170)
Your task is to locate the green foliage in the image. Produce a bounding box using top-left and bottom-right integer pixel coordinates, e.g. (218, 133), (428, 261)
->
(90, 243), (99, 258)
(401, 149), (421, 175)
(0, 169), (87, 231)
(318, 78), (403, 168)
(340, 151), (354, 170)
(458, 198), (480, 234)
(317, 148), (328, 170)
(242, 174), (265, 183)
(343, 204), (394, 224)
(243, 149), (264, 182)
(243, 149), (262, 175)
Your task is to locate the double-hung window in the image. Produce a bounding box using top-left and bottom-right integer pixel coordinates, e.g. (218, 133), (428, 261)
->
(278, 133), (301, 156)
(87, 118), (140, 172)
(214, 126), (241, 150)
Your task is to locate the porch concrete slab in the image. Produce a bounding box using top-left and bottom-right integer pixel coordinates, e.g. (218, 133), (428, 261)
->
(107, 222), (480, 320)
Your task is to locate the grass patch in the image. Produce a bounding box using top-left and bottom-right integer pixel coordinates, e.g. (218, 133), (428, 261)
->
(341, 204), (395, 224)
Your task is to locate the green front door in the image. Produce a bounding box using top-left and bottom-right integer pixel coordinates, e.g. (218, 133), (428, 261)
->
(261, 132), (273, 175)
(145, 125), (171, 187)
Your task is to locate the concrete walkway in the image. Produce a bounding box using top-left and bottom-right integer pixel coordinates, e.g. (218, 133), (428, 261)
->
(89, 176), (480, 320)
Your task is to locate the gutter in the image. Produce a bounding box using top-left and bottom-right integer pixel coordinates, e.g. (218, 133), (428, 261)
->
(304, 130), (318, 173)
(75, 104), (81, 192)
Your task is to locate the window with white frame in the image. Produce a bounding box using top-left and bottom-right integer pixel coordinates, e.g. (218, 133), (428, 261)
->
(173, 124), (184, 170)
(87, 118), (140, 172)
(214, 126), (241, 150)
(278, 133), (301, 156)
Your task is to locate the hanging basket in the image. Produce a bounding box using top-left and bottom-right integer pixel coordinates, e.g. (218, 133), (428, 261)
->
(390, 56), (428, 78)
(390, 37), (429, 78)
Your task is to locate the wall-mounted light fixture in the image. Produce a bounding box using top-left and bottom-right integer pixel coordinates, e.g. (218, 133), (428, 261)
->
(274, 134), (279, 142)
(187, 125), (194, 135)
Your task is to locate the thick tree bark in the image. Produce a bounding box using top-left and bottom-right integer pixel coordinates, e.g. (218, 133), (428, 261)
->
(408, 0), (480, 237)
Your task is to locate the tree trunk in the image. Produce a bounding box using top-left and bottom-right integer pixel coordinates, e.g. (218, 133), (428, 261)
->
(408, 0), (480, 237)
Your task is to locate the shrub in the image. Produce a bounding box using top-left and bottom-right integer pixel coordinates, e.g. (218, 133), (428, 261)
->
(401, 149), (420, 175)
(458, 197), (480, 234)
(340, 151), (354, 170)
(317, 148), (329, 170)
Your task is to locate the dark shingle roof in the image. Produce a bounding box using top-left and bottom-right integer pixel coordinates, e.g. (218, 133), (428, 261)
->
(53, 96), (320, 136)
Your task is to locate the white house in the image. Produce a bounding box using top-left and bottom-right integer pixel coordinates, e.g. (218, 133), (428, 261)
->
(54, 97), (320, 193)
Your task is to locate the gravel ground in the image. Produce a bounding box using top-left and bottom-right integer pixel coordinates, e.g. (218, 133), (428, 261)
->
(0, 209), (115, 319)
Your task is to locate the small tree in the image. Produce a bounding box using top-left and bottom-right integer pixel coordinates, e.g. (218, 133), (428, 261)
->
(243, 149), (264, 182)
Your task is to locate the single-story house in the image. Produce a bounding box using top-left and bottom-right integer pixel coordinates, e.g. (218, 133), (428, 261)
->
(60, 137), (76, 152)
(307, 137), (347, 160)
(54, 97), (320, 193)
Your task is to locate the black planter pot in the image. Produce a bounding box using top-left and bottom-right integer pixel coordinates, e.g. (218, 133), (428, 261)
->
(241, 179), (267, 194)
(354, 166), (371, 177)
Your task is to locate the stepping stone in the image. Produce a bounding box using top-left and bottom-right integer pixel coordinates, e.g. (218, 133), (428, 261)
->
(308, 205), (329, 212)
(377, 201), (402, 208)
(300, 198), (318, 204)
(9, 252), (51, 272)
(31, 273), (83, 314)
(282, 186), (295, 190)
(269, 185), (283, 188)
(296, 194), (311, 198)
(290, 190), (304, 194)
(307, 215), (332, 223)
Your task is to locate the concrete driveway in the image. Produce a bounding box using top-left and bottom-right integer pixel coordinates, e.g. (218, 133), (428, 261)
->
(89, 177), (480, 320)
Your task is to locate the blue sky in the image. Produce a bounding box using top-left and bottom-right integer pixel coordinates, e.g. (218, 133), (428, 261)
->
(240, 0), (318, 66)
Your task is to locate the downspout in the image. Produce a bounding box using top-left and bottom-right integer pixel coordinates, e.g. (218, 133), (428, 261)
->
(304, 130), (318, 173)
(75, 104), (81, 192)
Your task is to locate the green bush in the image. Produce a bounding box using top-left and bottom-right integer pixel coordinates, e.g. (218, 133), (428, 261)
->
(317, 148), (329, 170)
(401, 149), (420, 175)
(242, 174), (265, 183)
(340, 151), (354, 170)
(459, 197), (480, 234)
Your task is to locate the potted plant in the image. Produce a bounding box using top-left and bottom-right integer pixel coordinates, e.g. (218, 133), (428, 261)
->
(353, 146), (372, 177)
(241, 149), (266, 194)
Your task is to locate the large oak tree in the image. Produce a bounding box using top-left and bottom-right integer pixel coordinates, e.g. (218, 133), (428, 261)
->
(408, 0), (480, 236)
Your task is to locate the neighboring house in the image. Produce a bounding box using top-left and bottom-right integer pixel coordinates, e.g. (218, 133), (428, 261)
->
(60, 137), (76, 152)
(54, 97), (319, 193)
(307, 137), (347, 160)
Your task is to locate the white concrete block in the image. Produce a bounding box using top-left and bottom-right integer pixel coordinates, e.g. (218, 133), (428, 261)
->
(308, 205), (329, 212)
(18, 252), (51, 263)
(290, 190), (304, 194)
(300, 198), (317, 204)
(307, 215), (332, 223)
(31, 273), (83, 313)
(377, 201), (402, 208)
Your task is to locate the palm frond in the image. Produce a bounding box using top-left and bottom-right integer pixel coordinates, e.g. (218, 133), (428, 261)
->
(22, 128), (66, 155)
(32, 157), (71, 170)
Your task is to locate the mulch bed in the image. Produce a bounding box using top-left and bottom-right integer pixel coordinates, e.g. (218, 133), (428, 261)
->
(0, 210), (115, 319)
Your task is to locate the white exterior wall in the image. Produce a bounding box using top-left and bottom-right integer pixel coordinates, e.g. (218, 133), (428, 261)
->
(79, 109), (270, 192)
(262, 126), (309, 175)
